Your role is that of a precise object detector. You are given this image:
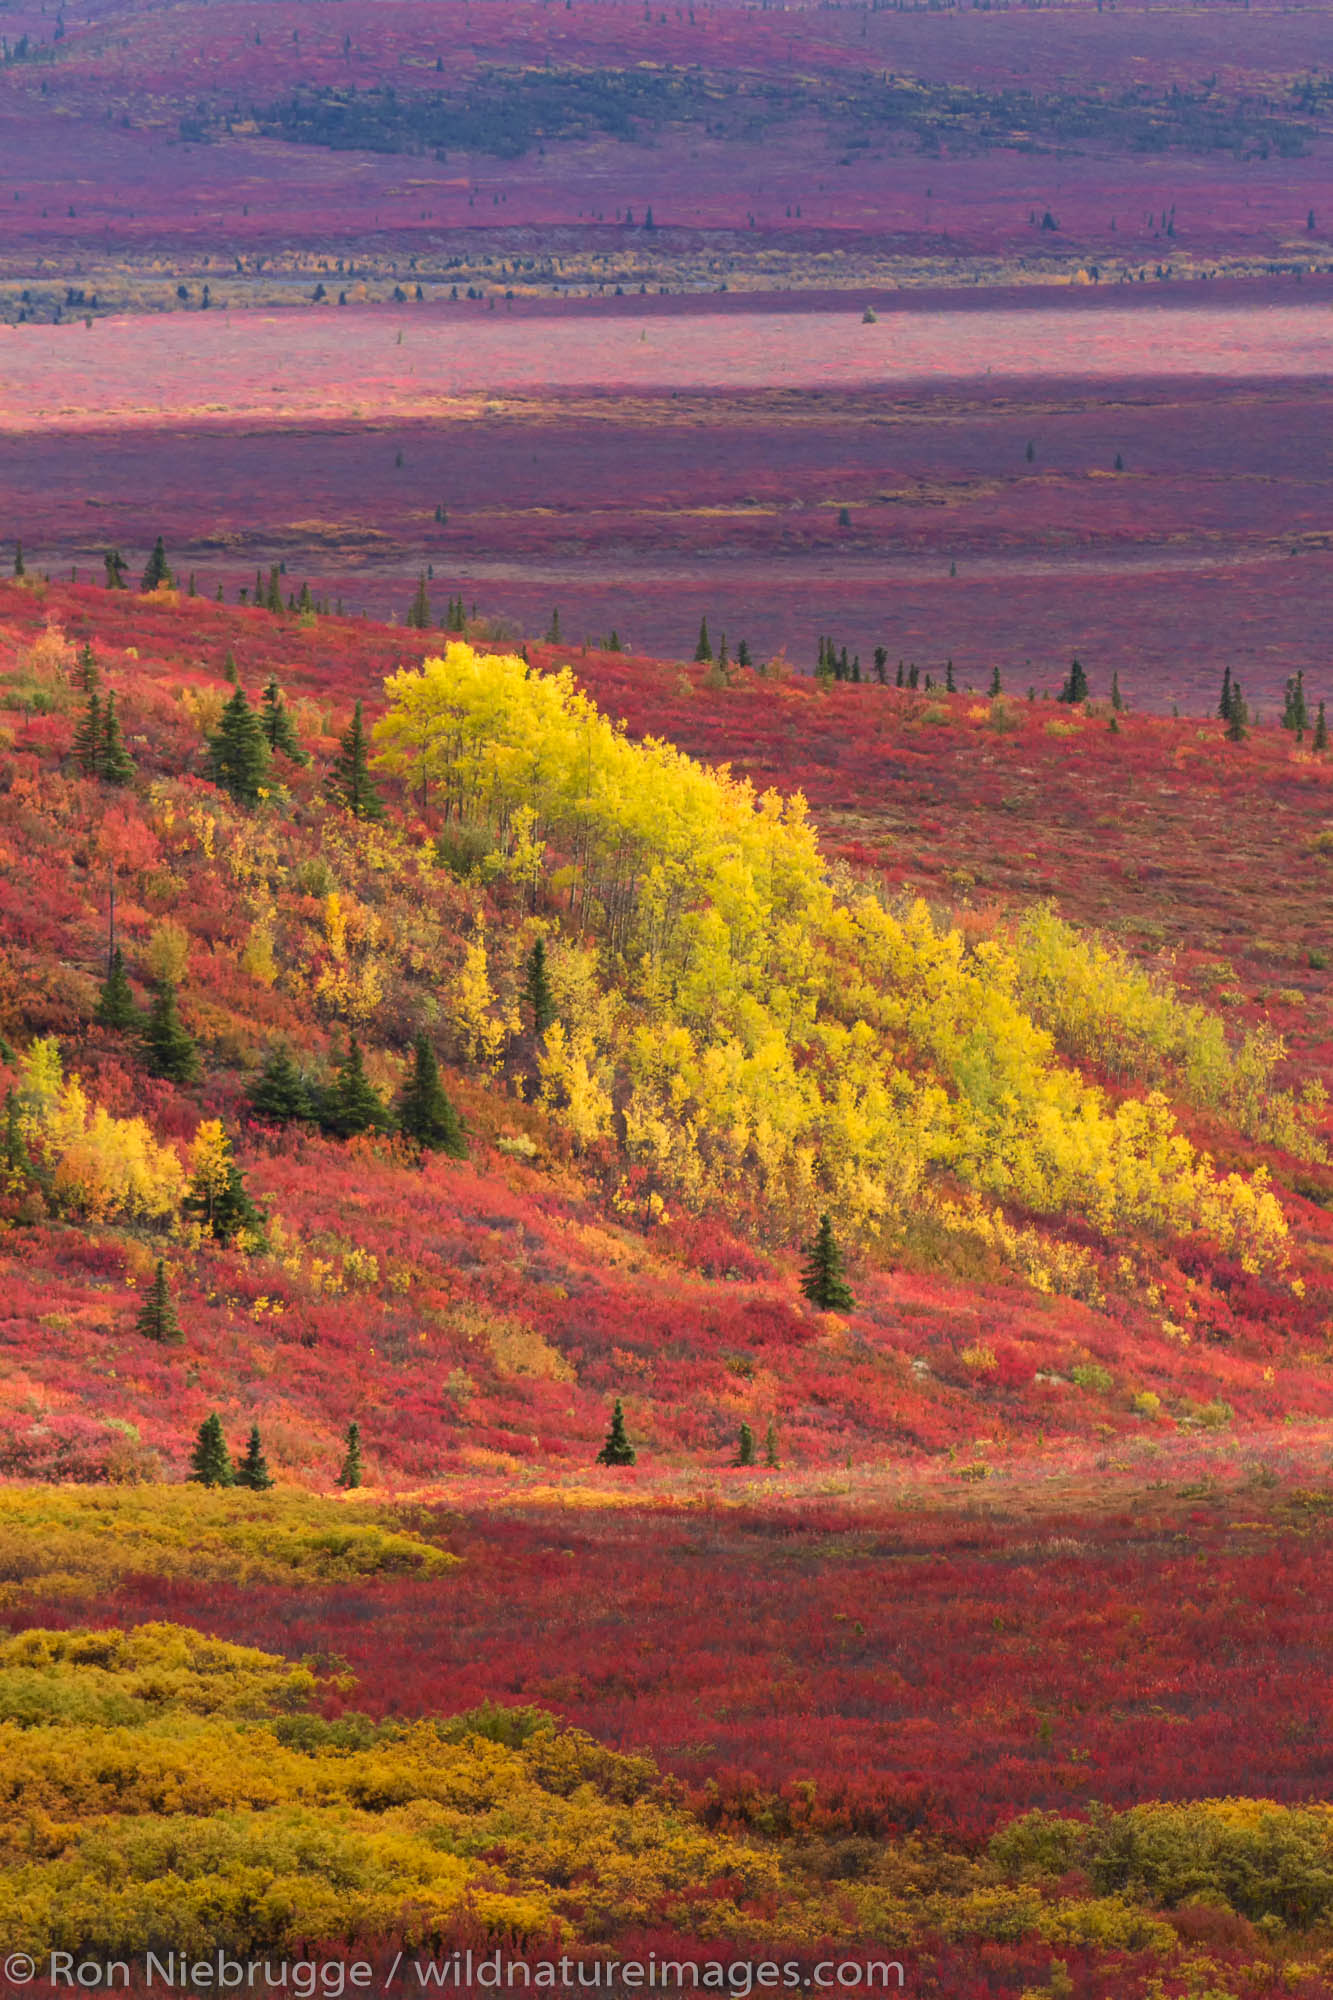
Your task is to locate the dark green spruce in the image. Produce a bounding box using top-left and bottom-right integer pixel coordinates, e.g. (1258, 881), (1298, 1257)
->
(135, 1260), (183, 1344)
(397, 1035), (467, 1156)
(142, 981), (201, 1084)
(596, 1398), (636, 1467)
(234, 1425), (274, 1490)
(208, 686), (271, 805)
(331, 701), (384, 820)
(337, 1421), (364, 1489)
(249, 1043), (314, 1124)
(189, 1414), (235, 1487)
(801, 1212), (854, 1312)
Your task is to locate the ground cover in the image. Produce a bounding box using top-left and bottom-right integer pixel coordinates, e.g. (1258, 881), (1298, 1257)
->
(6, 290), (1333, 707)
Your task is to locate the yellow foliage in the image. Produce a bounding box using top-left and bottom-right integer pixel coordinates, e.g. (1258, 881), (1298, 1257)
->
(178, 684), (226, 738)
(374, 649), (1288, 1271)
(485, 1315), (576, 1384)
(449, 922), (514, 1069)
(19, 1040), (185, 1223)
(145, 917), (191, 986)
(1009, 905), (1326, 1161)
(309, 888), (387, 1020)
(0, 1622), (773, 1956)
(323, 887), (347, 959)
(188, 1117), (232, 1203)
(0, 1489), (458, 1606)
(240, 915), (279, 986)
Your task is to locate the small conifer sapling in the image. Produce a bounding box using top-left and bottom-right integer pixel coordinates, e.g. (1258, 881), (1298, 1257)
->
(331, 701), (384, 820)
(141, 535), (171, 593)
(397, 1034), (466, 1156)
(321, 1034), (390, 1139)
(337, 1421), (364, 1489)
(142, 981), (201, 1083)
(801, 1212), (854, 1312)
(596, 1399), (636, 1466)
(99, 693), (136, 785)
(235, 1425), (274, 1490)
(522, 937), (556, 1036)
(73, 692), (102, 776)
(189, 1414), (235, 1486)
(135, 1260), (183, 1344)
(208, 686), (271, 805)
(248, 1043), (313, 1124)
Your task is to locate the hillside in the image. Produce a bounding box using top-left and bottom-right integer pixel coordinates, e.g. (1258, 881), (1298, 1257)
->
(7, 577), (1333, 1998)
(1, 574), (1331, 1489)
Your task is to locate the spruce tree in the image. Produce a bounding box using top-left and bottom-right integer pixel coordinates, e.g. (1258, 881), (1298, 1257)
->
(189, 1414), (235, 1486)
(801, 1212), (854, 1311)
(735, 1422), (756, 1467)
(141, 535), (171, 593)
(546, 607), (561, 644)
(693, 617), (713, 664)
(208, 686), (271, 805)
(142, 981), (201, 1083)
(235, 1424), (274, 1490)
(99, 692), (136, 785)
(74, 642), (99, 693)
(945, 658), (956, 693)
(135, 1260), (183, 1344)
(249, 1043), (313, 1124)
(321, 1035), (390, 1139)
(260, 679), (308, 763)
(73, 691), (102, 775)
(265, 566), (283, 614)
(406, 574), (432, 629)
(337, 1421), (364, 1489)
(331, 701), (384, 820)
(1315, 701), (1329, 753)
(397, 1034), (466, 1156)
(104, 548), (128, 590)
(1110, 670), (1124, 712)
(1217, 664), (1233, 721)
(988, 665), (1003, 697)
(217, 1161), (267, 1246)
(596, 1398), (636, 1466)
(224, 651), (240, 687)
(763, 1419), (780, 1469)
(522, 937), (556, 1036)
(1226, 680), (1248, 741)
(95, 947), (138, 1030)
(13, 540), (24, 579)
(1058, 658), (1089, 705)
